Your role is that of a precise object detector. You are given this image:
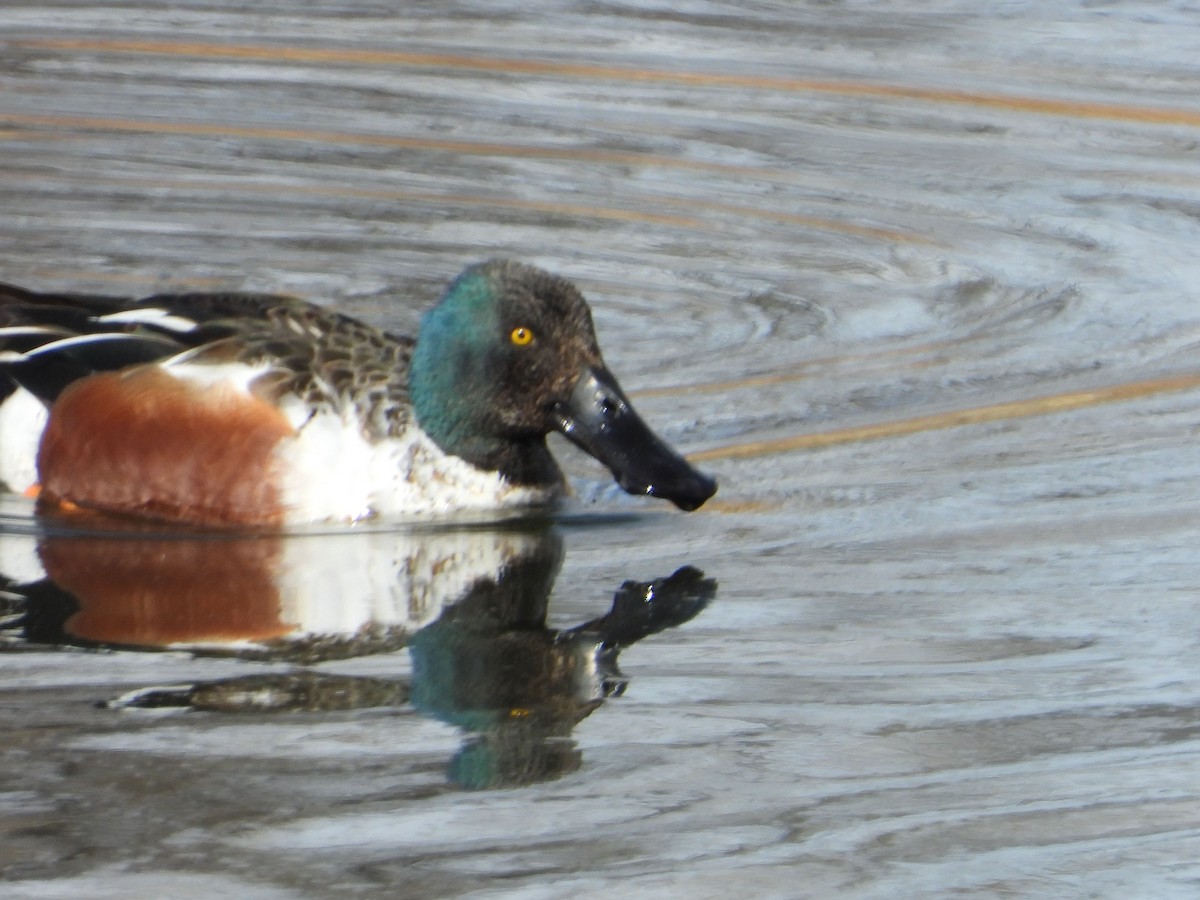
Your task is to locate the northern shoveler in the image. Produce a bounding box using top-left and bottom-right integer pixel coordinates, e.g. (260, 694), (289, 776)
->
(0, 260), (716, 526)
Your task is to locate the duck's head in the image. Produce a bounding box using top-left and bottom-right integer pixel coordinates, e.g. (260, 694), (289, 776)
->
(410, 260), (716, 511)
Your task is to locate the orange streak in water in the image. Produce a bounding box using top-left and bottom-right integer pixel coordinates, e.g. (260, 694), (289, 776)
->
(14, 37), (1200, 126)
(689, 371), (1200, 462)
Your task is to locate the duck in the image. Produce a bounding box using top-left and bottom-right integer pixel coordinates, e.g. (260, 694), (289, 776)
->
(0, 260), (716, 526)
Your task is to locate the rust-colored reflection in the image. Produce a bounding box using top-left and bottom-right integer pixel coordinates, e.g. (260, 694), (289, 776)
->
(40, 534), (291, 647)
(12, 524), (554, 657)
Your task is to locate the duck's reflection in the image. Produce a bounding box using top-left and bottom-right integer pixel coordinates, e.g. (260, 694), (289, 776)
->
(13, 524), (564, 659)
(0, 520), (714, 789)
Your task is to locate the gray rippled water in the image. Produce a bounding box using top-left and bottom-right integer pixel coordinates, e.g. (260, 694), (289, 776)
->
(2, 2), (1200, 897)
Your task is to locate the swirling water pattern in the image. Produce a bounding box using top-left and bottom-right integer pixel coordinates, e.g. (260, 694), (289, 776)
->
(2, 2), (1200, 896)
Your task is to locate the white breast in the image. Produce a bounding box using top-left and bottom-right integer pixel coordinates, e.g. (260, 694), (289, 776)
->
(0, 387), (47, 494)
(272, 408), (556, 523)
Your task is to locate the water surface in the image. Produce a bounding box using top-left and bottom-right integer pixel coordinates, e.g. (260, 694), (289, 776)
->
(2, 2), (1200, 897)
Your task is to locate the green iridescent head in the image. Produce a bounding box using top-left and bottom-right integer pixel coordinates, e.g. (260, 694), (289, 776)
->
(410, 260), (716, 510)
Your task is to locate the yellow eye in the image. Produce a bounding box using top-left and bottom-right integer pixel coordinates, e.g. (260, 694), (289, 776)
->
(510, 326), (534, 346)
